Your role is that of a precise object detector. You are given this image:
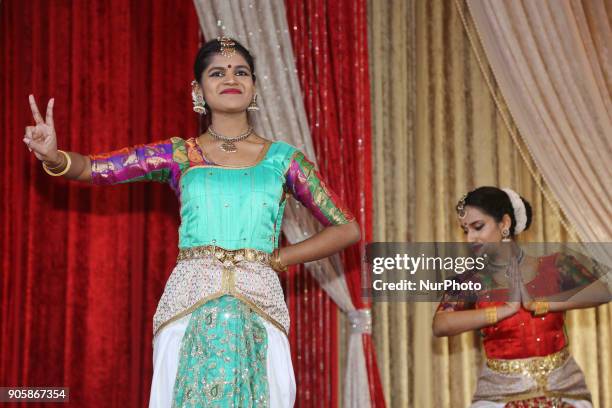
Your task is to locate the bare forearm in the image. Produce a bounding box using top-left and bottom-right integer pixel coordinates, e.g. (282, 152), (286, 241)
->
(432, 305), (516, 337)
(279, 221), (361, 266)
(43, 151), (92, 182)
(537, 281), (610, 312)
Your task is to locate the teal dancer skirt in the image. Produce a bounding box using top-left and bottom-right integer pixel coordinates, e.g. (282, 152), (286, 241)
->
(172, 295), (269, 407)
(149, 294), (296, 408)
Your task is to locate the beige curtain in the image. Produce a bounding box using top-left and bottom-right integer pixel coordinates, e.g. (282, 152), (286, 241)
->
(191, 1), (373, 406)
(466, 0), (612, 271)
(368, 0), (611, 407)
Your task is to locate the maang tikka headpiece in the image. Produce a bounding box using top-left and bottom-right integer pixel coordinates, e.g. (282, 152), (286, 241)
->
(218, 36), (236, 58)
(456, 193), (468, 219)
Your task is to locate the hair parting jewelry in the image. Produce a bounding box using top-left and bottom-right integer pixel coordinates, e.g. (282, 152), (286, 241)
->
(456, 193), (468, 219)
(218, 36), (237, 58)
(42, 150), (72, 177)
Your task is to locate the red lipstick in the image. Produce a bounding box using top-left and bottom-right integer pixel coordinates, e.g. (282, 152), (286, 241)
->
(221, 89), (242, 94)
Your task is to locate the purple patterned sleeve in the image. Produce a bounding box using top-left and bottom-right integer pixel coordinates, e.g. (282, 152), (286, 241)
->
(88, 138), (181, 192)
(284, 150), (355, 226)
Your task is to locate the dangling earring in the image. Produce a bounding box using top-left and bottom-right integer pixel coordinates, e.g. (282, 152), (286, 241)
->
(502, 228), (511, 242)
(191, 80), (207, 114)
(247, 93), (259, 112)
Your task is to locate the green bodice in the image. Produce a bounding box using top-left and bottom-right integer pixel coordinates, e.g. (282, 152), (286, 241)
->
(178, 142), (294, 252)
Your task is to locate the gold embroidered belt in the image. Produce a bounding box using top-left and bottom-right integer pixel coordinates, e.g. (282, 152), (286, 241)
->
(487, 347), (569, 391)
(177, 245), (271, 265)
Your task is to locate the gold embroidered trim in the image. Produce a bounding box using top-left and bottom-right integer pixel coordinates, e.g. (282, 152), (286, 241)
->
(154, 291), (288, 338)
(177, 245), (271, 265)
(487, 347), (570, 393)
(157, 246), (287, 338)
(187, 138), (273, 169)
(221, 266), (235, 292)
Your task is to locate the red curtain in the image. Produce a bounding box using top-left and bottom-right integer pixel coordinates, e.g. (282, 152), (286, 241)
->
(284, 262), (338, 407)
(2, 2), (342, 407)
(1, 1), (200, 406)
(285, 0), (386, 406)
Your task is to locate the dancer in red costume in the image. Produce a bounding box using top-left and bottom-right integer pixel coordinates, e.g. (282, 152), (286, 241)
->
(433, 187), (610, 408)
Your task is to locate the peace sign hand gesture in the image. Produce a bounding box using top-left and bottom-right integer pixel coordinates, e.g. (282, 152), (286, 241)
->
(23, 94), (60, 164)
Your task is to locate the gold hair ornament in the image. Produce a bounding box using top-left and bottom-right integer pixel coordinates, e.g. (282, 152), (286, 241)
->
(456, 193), (468, 219)
(218, 36), (236, 58)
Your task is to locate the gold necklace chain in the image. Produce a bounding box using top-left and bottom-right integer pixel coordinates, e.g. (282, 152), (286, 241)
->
(207, 126), (253, 153)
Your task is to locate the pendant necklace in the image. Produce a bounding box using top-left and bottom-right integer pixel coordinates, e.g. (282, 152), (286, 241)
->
(207, 126), (253, 153)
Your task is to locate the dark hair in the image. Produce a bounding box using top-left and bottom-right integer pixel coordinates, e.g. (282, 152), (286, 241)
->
(462, 186), (533, 235)
(193, 38), (256, 83)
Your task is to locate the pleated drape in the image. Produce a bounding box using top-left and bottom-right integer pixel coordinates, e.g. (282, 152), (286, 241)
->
(467, 0), (612, 250)
(286, 0), (386, 404)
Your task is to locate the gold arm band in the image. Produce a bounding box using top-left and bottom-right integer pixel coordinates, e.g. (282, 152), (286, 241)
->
(484, 307), (498, 325)
(533, 300), (549, 316)
(42, 150), (71, 177)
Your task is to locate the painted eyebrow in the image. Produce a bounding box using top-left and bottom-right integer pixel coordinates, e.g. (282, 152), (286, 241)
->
(462, 220), (484, 228)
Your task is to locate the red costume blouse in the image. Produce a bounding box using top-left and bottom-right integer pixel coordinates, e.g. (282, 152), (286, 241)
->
(437, 253), (596, 359)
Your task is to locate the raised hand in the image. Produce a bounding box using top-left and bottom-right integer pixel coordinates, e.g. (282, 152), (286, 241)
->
(520, 272), (536, 312)
(23, 95), (59, 164)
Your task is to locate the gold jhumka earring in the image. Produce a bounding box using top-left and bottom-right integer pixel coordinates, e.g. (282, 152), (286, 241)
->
(191, 81), (206, 114)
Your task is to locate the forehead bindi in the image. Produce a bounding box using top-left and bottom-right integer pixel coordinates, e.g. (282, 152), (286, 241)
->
(208, 53), (249, 69)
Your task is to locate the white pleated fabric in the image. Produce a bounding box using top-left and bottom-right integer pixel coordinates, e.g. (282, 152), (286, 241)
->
(148, 312), (296, 408)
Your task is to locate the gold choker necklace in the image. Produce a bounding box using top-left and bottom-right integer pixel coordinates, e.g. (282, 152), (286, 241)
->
(207, 126), (253, 152)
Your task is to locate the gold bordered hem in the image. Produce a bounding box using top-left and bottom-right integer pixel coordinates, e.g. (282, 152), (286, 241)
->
(477, 391), (592, 404)
(154, 291), (288, 339)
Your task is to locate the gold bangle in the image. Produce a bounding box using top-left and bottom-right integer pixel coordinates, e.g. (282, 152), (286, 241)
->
(43, 154), (66, 170)
(484, 307), (498, 325)
(42, 150), (71, 176)
(533, 300), (549, 316)
(270, 249), (288, 273)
